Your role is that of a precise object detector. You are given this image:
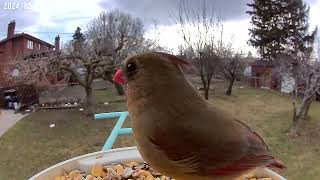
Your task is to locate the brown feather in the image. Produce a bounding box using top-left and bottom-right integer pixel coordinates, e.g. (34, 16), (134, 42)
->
(156, 52), (191, 66)
(123, 52), (286, 179)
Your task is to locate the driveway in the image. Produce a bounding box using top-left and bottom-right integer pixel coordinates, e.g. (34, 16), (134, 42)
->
(0, 109), (28, 137)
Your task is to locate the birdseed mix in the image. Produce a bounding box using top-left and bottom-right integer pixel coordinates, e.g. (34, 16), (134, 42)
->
(54, 162), (273, 180)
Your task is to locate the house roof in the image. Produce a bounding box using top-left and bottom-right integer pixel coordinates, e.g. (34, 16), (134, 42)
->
(0, 33), (55, 48)
(252, 60), (277, 67)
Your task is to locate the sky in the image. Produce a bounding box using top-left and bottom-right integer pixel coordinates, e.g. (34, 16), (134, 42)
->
(0, 0), (319, 55)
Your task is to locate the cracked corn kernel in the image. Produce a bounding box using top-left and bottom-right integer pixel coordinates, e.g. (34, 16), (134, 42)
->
(126, 161), (139, 168)
(85, 174), (95, 180)
(91, 164), (104, 177)
(146, 174), (155, 180)
(54, 161), (274, 180)
(69, 170), (81, 179)
(54, 176), (67, 180)
(114, 164), (124, 177)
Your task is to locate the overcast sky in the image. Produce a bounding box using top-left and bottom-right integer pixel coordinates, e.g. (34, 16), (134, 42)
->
(0, 0), (319, 54)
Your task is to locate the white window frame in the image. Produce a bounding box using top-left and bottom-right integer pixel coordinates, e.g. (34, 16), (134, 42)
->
(27, 40), (33, 49)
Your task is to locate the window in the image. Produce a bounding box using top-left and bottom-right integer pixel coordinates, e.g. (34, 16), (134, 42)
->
(27, 40), (33, 49)
(38, 44), (41, 50)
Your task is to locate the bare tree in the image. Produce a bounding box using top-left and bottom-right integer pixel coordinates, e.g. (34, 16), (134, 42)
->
(57, 54), (111, 116)
(4, 52), (60, 92)
(221, 52), (247, 96)
(86, 10), (145, 95)
(58, 10), (162, 114)
(5, 10), (164, 115)
(136, 22), (173, 53)
(278, 54), (320, 137)
(6, 43), (112, 116)
(176, 0), (225, 100)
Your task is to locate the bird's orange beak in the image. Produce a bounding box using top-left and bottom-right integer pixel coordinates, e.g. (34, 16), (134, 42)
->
(113, 69), (127, 85)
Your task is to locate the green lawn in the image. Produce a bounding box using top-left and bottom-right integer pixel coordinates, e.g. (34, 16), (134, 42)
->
(210, 84), (320, 180)
(0, 90), (133, 180)
(94, 89), (126, 105)
(0, 84), (320, 179)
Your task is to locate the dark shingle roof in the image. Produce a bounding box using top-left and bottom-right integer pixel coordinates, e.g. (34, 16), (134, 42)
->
(252, 60), (277, 67)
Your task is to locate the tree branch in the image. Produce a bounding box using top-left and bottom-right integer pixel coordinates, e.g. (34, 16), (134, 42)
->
(60, 64), (87, 87)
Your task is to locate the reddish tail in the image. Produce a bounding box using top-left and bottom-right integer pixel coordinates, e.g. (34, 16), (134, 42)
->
(267, 158), (286, 169)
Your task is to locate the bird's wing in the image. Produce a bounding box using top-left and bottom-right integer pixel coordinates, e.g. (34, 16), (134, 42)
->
(206, 128), (285, 176)
(147, 120), (247, 175)
(206, 118), (286, 176)
(148, 116), (285, 177)
(148, 128), (201, 174)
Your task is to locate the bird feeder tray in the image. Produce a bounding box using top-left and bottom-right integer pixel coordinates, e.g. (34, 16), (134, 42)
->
(29, 147), (286, 180)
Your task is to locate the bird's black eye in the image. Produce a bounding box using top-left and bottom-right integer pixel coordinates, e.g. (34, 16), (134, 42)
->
(126, 62), (137, 73)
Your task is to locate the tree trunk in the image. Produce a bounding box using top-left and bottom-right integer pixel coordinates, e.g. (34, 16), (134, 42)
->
(199, 73), (209, 100)
(291, 96), (312, 137)
(200, 74), (207, 89)
(290, 101), (301, 137)
(303, 98), (313, 120)
(85, 87), (94, 116)
(290, 78), (301, 137)
(226, 77), (235, 96)
(204, 74), (213, 100)
(204, 87), (209, 100)
(291, 117), (300, 137)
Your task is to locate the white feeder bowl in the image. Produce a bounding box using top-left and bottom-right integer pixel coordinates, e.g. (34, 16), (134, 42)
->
(29, 147), (286, 180)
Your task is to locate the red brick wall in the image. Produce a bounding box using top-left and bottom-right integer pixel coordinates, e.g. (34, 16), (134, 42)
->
(0, 37), (24, 64)
(0, 36), (54, 87)
(19, 37), (54, 57)
(0, 43), (5, 63)
(0, 37), (54, 63)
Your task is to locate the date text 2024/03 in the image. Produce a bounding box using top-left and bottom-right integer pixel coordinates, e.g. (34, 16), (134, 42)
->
(2, 2), (32, 10)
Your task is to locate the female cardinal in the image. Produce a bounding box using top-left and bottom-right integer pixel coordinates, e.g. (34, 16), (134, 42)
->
(113, 52), (285, 180)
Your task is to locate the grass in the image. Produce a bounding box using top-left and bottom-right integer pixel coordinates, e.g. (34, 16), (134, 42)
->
(0, 90), (133, 180)
(210, 82), (320, 180)
(0, 81), (320, 179)
(94, 89), (125, 104)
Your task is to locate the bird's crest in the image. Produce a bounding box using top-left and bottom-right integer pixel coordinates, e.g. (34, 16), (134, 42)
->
(156, 52), (191, 67)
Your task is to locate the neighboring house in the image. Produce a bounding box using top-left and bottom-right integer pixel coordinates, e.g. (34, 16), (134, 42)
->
(250, 60), (280, 90)
(247, 60), (320, 101)
(0, 20), (60, 87)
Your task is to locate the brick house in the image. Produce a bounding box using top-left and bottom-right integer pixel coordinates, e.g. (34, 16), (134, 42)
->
(0, 20), (60, 87)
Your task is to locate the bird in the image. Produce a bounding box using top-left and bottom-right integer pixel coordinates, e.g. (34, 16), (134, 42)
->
(113, 52), (286, 180)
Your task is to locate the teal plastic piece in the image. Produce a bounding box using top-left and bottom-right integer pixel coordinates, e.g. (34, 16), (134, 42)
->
(118, 128), (133, 135)
(94, 111), (133, 150)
